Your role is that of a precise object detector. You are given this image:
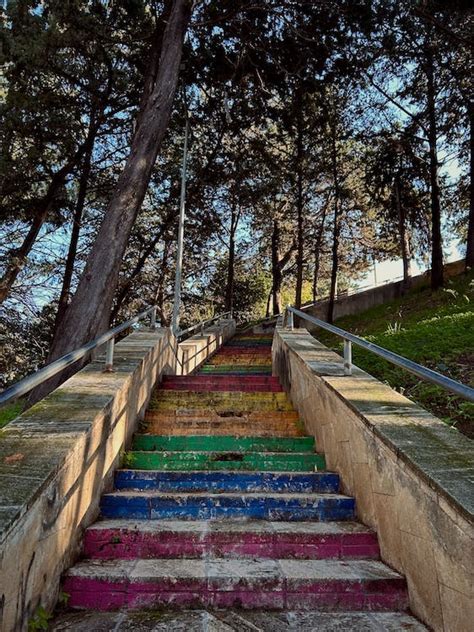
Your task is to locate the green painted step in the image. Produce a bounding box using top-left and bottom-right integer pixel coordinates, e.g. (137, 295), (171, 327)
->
(125, 451), (326, 472)
(133, 435), (315, 453)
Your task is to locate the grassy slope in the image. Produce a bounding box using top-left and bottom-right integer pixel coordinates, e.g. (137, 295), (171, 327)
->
(0, 402), (22, 429)
(316, 271), (474, 438)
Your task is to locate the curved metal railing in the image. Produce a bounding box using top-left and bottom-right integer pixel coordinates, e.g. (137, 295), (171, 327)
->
(284, 306), (474, 403)
(0, 306), (158, 407)
(0, 308), (235, 408)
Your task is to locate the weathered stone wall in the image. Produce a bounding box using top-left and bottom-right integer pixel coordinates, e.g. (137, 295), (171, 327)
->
(272, 327), (473, 632)
(0, 328), (177, 631)
(0, 316), (236, 632)
(304, 259), (465, 324)
(177, 318), (236, 375)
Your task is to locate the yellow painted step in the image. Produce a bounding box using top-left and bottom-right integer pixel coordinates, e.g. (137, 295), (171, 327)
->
(148, 392), (293, 412)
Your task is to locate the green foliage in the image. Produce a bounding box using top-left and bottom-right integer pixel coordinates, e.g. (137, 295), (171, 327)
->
(317, 272), (474, 436)
(28, 606), (51, 632)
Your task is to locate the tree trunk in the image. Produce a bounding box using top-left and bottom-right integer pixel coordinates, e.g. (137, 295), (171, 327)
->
(426, 45), (444, 289)
(265, 289), (272, 318)
(294, 104), (304, 310)
(31, 0), (192, 402)
(0, 148), (88, 304)
(154, 237), (173, 326)
(327, 121), (340, 324)
(225, 203), (237, 314)
(54, 141), (94, 331)
(466, 106), (474, 270)
(271, 220), (282, 315)
(312, 203), (329, 303)
(394, 174), (412, 291)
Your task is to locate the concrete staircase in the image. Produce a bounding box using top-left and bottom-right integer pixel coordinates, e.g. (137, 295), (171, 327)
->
(59, 333), (422, 627)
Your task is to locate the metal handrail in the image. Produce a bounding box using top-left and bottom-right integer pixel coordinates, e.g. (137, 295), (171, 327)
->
(176, 311), (232, 340)
(284, 306), (474, 403)
(0, 306), (158, 407)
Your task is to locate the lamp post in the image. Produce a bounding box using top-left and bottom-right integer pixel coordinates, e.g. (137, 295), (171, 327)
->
(171, 115), (190, 335)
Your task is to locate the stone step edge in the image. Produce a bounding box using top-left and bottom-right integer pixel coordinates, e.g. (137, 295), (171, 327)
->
(131, 436), (315, 452)
(114, 470), (339, 492)
(64, 558), (408, 611)
(83, 519), (380, 560)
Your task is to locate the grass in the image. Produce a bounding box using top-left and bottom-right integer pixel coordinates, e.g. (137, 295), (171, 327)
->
(0, 401), (23, 429)
(316, 271), (474, 438)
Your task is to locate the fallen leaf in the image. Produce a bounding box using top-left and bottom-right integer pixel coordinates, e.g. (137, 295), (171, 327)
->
(4, 453), (24, 464)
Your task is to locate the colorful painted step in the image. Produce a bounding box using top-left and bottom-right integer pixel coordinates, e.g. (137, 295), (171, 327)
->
(132, 434), (315, 453)
(142, 422), (304, 438)
(114, 470), (340, 493)
(148, 392), (293, 412)
(99, 491), (354, 521)
(83, 520), (380, 560)
(161, 376), (283, 392)
(63, 558), (408, 611)
(124, 450), (325, 472)
(198, 366), (273, 374)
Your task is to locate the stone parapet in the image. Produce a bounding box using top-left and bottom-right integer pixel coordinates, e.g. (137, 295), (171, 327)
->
(272, 326), (473, 632)
(0, 328), (177, 631)
(176, 318), (236, 375)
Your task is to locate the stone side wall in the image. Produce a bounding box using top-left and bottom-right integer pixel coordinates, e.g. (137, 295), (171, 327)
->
(272, 327), (473, 632)
(177, 318), (236, 375)
(304, 259), (465, 323)
(0, 329), (176, 631)
(0, 318), (235, 632)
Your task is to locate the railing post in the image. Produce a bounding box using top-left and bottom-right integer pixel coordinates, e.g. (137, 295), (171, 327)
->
(344, 338), (352, 375)
(104, 337), (115, 372)
(150, 307), (157, 329)
(287, 308), (294, 330)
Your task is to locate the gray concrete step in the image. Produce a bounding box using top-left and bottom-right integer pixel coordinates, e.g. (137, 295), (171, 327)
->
(51, 609), (427, 631)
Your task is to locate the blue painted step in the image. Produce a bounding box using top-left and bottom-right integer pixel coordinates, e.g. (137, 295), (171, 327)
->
(115, 470), (340, 493)
(100, 491), (355, 521)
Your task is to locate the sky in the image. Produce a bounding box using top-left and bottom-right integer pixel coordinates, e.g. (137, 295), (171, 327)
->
(356, 238), (463, 289)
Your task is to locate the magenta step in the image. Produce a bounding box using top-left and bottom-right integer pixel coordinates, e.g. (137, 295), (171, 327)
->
(84, 520), (380, 560)
(162, 376), (280, 384)
(64, 558), (408, 611)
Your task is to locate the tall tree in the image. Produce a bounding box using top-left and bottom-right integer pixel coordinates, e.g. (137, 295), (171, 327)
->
(32, 0), (193, 400)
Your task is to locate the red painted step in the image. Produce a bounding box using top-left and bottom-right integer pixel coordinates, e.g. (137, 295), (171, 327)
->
(84, 520), (380, 561)
(213, 348), (272, 354)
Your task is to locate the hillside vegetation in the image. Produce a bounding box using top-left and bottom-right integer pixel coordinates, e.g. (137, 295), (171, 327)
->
(316, 271), (474, 438)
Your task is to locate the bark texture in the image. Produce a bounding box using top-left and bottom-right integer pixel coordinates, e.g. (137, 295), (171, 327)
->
(426, 45), (444, 289)
(32, 0), (192, 401)
(327, 120), (340, 324)
(466, 107), (474, 270)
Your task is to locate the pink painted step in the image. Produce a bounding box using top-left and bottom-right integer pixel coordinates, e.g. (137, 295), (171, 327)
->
(84, 520), (380, 560)
(64, 558), (408, 611)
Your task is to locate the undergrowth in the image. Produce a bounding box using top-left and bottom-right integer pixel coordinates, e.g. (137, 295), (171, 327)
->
(316, 271), (474, 438)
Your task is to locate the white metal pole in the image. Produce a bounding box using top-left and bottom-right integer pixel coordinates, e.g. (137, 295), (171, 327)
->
(171, 117), (190, 335)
